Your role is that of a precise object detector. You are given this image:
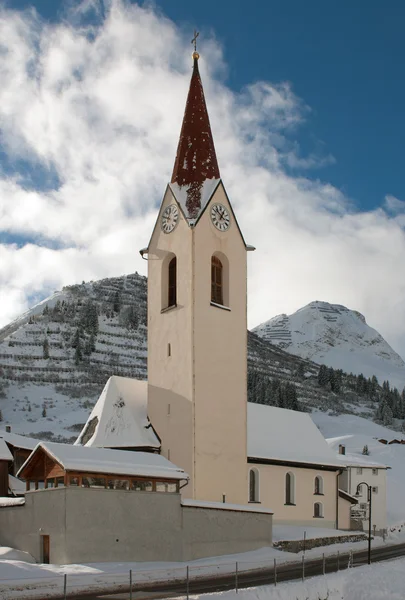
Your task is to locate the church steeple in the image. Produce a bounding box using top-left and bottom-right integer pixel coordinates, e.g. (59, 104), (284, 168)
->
(171, 50), (220, 220)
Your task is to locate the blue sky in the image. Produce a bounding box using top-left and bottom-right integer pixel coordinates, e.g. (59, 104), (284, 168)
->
(7, 0), (405, 212)
(1, 0), (405, 358)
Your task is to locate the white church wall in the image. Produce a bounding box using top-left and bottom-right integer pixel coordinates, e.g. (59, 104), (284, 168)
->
(249, 463), (338, 528)
(192, 183), (248, 504)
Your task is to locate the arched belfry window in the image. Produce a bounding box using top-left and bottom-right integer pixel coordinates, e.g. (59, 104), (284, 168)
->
(285, 472), (295, 505)
(168, 257), (177, 307)
(211, 256), (223, 305)
(249, 468), (259, 502)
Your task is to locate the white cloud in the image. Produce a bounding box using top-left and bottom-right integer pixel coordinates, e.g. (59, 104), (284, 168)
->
(1, 0), (405, 362)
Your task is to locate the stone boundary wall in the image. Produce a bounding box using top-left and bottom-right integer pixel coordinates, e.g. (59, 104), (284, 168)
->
(273, 533), (368, 553)
(0, 488), (273, 564)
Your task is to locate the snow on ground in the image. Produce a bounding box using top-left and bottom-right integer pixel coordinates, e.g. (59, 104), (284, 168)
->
(312, 410), (405, 525)
(0, 532), (402, 600)
(190, 557), (405, 600)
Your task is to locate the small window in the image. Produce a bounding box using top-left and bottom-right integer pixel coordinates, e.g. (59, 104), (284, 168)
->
(314, 475), (323, 495)
(168, 257), (177, 307)
(249, 468), (259, 502)
(372, 468), (378, 476)
(131, 481), (153, 492)
(356, 468), (363, 475)
(372, 486), (378, 494)
(156, 482), (177, 493)
(55, 477), (65, 488)
(107, 479), (129, 490)
(69, 476), (79, 486)
(285, 472), (295, 505)
(82, 476), (106, 489)
(314, 502), (324, 518)
(46, 478), (55, 489)
(211, 256), (223, 305)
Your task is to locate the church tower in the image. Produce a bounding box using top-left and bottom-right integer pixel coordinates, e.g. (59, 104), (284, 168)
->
(145, 48), (252, 504)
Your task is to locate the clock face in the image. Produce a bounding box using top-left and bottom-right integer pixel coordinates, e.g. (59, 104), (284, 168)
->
(161, 204), (179, 234)
(211, 204), (230, 231)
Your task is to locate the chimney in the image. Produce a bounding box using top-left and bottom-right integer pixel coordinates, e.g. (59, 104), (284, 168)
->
(338, 444), (346, 455)
(5, 426), (11, 433)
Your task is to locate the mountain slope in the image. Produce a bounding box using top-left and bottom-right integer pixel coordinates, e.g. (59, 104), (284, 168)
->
(0, 278), (398, 440)
(253, 301), (405, 389)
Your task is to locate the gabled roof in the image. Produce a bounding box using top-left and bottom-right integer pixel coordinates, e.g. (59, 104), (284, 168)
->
(0, 439), (13, 462)
(18, 442), (188, 481)
(326, 436), (388, 469)
(0, 431), (37, 451)
(247, 403), (343, 469)
(170, 54), (220, 221)
(75, 376), (160, 450)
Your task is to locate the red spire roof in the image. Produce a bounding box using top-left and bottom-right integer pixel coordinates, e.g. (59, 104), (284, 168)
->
(171, 55), (220, 220)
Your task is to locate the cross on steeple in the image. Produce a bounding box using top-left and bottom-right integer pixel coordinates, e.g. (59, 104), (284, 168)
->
(191, 30), (199, 52)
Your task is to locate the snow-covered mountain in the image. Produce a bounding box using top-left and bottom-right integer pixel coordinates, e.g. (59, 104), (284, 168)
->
(253, 301), (405, 389)
(1, 280), (403, 440)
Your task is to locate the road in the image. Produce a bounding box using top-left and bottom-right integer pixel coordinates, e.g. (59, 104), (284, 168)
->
(52, 542), (405, 599)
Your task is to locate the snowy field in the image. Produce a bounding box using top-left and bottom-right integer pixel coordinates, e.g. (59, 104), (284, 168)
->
(0, 529), (403, 600)
(191, 557), (405, 600)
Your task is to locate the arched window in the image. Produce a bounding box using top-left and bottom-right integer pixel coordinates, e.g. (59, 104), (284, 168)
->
(314, 502), (323, 518)
(285, 472), (295, 505)
(314, 475), (323, 495)
(211, 256), (223, 305)
(249, 468), (259, 502)
(168, 257), (177, 307)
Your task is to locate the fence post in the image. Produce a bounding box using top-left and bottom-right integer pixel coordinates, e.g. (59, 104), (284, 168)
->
(63, 574), (67, 600)
(322, 553), (325, 575)
(348, 550), (353, 568)
(303, 530), (307, 554)
(337, 551), (340, 571)
(302, 554), (305, 581)
(129, 569), (133, 600)
(186, 565), (189, 600)
(274, 558), (277, 587)
(235, 562), (238, 593)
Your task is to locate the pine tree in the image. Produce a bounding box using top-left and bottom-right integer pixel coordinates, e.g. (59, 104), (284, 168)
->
(42, 405), (47, 418)
(113, 291), (121, 313)
(72, 328), (81, 349)
(318, 365), (329, 387)
(362, 445), (369, 455)
(75, 343), (82, 365)
(0, 410), (3, 422)
(382, 404), (393, 426)
(43, 337), (50, 359)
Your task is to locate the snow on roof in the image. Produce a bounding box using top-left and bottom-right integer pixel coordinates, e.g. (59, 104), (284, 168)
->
(169, 179), (220, 224)
(326, 436), (388, 469)
(0, 430), (37, 451)
(182, 499), (273, 515)
(0, 439), (13, 461)
(19, 442), (187, 481)
(75, 376), (160, 450)
(9, 475), (26, 495)
(247, 404), (342, 468)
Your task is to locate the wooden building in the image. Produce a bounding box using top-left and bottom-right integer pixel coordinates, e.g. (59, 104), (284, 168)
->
(18, 441), (188, 493)
(0, 430), (37, 475)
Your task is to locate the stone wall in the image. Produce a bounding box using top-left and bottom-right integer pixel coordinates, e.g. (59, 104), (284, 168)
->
(0, 488), (273, 564)
(273, 533), (368, 553)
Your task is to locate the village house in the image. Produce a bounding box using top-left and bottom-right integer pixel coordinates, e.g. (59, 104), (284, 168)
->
(327, 438), (388, 534)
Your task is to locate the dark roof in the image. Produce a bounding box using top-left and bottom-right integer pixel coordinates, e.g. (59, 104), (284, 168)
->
(171, 56), (220, 219)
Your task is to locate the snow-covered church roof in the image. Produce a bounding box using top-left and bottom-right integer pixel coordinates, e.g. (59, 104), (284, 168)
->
(75, 376), (160, 450)
(247, 404), (342, 468)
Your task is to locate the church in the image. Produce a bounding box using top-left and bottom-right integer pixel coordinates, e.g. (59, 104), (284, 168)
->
(76, 47), (353, 527)
(0, 45), (357, 565)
